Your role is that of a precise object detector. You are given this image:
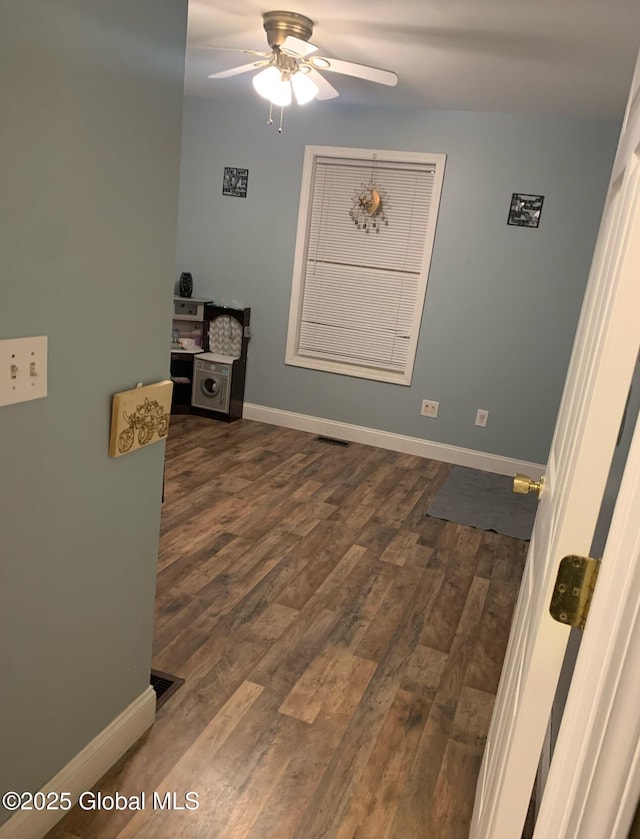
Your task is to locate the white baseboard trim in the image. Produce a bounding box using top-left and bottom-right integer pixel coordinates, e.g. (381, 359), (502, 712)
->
(243, 403), (545, 479)
(0, 686), (156, 839)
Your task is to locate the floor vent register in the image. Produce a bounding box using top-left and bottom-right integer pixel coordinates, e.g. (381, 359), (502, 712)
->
(150, 668), (185, 711)
(315, 436), (351, 447)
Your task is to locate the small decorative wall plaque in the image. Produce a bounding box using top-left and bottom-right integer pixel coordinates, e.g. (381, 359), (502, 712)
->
(223, 167), (249, 198)
(109, 381), (173, 457)
(507, 193), (544, 228)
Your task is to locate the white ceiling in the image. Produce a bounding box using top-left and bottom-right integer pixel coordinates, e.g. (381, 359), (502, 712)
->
(185, 1), (640, 119)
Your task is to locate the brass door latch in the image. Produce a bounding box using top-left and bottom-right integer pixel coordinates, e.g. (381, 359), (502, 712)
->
(513, 473), (544, 499)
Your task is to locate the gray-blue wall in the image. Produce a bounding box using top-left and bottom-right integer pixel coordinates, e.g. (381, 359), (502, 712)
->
(176, 97), (619, 464)
(0, 0), (187, 818)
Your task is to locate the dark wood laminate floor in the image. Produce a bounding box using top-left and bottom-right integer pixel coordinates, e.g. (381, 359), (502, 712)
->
(48, 415), (527, 839)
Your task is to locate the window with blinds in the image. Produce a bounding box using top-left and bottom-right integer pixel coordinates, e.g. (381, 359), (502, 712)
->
(286, 146), (446, 385)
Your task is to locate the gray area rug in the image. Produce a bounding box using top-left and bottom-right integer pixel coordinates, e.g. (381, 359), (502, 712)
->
(426, 465), (538, 540)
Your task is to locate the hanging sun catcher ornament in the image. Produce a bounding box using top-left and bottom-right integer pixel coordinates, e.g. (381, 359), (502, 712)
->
(349, 154), (389, 233)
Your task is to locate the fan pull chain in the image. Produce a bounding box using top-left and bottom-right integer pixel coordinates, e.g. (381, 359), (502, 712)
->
(265, 103), (284, 134)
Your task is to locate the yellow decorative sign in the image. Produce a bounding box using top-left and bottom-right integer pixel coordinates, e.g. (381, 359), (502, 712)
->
(109, 381), (173, 458)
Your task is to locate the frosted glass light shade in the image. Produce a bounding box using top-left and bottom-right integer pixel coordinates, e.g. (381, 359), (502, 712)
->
(291, 71), (319, 105)
(252, 66), (292, 107)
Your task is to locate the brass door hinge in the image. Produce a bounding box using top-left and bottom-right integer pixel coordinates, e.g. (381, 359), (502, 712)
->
(549, 555), (600, 630)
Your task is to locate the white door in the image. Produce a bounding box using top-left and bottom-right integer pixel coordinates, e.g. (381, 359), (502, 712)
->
(534, 365), (640, 838)
(470, 51), (640, 839)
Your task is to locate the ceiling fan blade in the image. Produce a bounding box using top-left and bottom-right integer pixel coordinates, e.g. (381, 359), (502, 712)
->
(208, 60), (269, 79)
(305, 68), (339, 100)
(280, 35), (318, 57)
(197, 47), (271, 57)
(310, 56), (398, 87)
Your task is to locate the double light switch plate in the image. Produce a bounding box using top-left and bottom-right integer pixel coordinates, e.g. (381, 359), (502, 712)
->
(0, 336), (48, 407)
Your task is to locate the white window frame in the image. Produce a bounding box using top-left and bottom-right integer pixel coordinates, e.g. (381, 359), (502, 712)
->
(285, 145), (446, 386)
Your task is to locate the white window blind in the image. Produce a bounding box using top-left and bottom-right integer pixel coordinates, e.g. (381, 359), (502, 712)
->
(286, 146), (446, 385)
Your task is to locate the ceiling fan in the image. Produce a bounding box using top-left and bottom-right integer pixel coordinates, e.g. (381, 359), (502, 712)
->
(207, 10), (398, 120)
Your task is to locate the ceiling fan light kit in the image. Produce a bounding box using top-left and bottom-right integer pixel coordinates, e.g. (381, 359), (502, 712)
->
(291, 72), (319, 105)
(252, 57), (319, 107)
(207, 10), (398, 132)
(253, 65), (292, 107)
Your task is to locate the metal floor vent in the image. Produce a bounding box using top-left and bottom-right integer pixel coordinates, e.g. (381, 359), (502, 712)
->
(315, 435), (351, 447)
(150, 668), (185, 711)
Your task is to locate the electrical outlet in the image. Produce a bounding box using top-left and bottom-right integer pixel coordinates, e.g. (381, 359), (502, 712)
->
(0, 336), (48, 407)
(421, 399), (439, 418)
(475, 408), (489, 428)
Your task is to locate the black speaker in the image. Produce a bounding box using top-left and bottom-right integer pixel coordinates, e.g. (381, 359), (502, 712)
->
(178, 272), (193, 298)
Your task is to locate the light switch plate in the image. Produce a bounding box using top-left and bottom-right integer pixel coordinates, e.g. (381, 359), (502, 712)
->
(0, 336), (48, 407)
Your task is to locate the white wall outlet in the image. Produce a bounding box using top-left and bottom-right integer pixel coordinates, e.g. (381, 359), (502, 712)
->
(0, 336), (48, 407)
(421, 399), (439, 418)
(475, 408), (489, 427)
